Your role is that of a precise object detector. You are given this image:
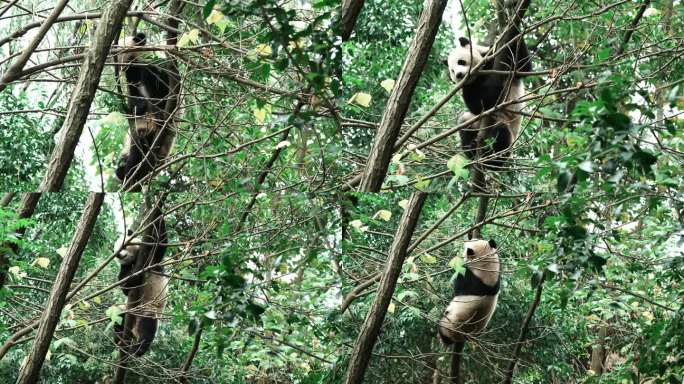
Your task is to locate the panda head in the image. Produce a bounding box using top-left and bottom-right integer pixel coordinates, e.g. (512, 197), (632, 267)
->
(115, 229), (141, 265)
(464, 238), (498, 261)
(447, 37), (485, 83)
(119, 32), (146, 65)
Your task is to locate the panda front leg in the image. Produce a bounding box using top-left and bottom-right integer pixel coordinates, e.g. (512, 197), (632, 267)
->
(458, 112), (479, 160)
(131, 316), (158, 356)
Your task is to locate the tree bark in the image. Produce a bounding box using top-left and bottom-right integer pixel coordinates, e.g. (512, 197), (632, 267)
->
(358, 0), (447, 192)
(589, 325), (608, 375)
(179, 324), (204, 383)
(344, 192), (427, 384)
(0, 0), (70, 92)
(0, 193), (41, 291)
(340, 0), (366, 41)
(503, 274), (545, 384)
(15, 193), (104, 384)
(39, 0), (133, 191)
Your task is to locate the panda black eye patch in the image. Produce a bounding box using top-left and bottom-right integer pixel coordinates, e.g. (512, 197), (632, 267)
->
(457, 60), (466, 65)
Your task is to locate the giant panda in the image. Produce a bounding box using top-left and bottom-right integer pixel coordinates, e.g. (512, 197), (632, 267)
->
(116, 32), (176, 189)
(438, 238), (500, 344)
(113, 216), (168, 356)
(447, 24), (532, 168)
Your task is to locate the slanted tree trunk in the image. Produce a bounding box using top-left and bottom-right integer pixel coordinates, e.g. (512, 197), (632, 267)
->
(15, 193), (104, 384)
(590, 325), (608, 375)
(39, 0), (133, 191)
(0, 193), (41, 291)
(340, 0), (366, 41)
(503, 273), (546, 384)
(358, 0), (447, 192)
(344, 192), (427, 383)
(0, 0), (70, 92)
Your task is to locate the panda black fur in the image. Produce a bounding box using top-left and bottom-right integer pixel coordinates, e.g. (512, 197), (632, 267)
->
(116, 32), (176, 188)
(447, 29), (532, 168)
(113, 217), (168, 356)
(438, 239), (500, 344)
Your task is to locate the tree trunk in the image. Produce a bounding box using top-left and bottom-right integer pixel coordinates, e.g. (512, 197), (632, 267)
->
(39, 0), (133, 191)
(340, 0), (366, 41)
(0, 0), (70, 92)
(590, 325), (608, 375)
(0, 193), (41, 291)
(344, 192), (427, 383)
(503, 274), (546, 384)
(15, 193), (104, 384)
(358, 0), (447, 192)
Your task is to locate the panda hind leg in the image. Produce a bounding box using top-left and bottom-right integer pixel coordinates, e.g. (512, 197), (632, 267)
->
(481, 121), (513, 170)
(458, 112), (479, 160)
(131, 316), (158, 356)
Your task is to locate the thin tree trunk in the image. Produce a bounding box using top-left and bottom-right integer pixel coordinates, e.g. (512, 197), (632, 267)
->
(39, 0), (133, 191)
(358, 0), (447, 192)
(503, 274), (545, 384)
(15, 193), (104, 384)
(590, 325), (608, 375)
(344, 192), (427, 383)
(0, 192), (15, 207)
(448, 341), (465, 384)
(0, 0), (70, 92)
(340, 0), (366, 41)
(179, 324), (204, 383)
(0, 193), (41, 291)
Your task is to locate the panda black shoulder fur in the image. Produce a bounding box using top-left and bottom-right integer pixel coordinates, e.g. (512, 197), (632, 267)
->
(447, 23), (532, 168)
(113, 216), (168, 356)
(116, 32), (176, 189)
(438, 239), (500, 344)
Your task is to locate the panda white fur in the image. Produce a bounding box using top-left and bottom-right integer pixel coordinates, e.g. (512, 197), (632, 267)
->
(113, 218), (168, 356)
(438, 239), (500, 344)
(116, 32), (176, 189)
(447, 33), (532, 168)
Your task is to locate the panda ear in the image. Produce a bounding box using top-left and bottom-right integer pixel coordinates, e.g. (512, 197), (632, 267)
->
(488, 239), (497, 249)
(441, 57), (448, 66)
(458, 37), (470, 47)
(127, 229), (133, 236)
(466, 247), (475, 256)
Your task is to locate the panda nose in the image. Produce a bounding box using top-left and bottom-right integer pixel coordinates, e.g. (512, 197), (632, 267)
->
(456, 73), (464, 80)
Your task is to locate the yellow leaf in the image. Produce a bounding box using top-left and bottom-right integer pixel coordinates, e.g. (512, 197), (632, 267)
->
(398, 199), (408, 210)
(93, 296), (102, 305)
(56, 247), (68, 258)
(253, 108), (267, 122)
(45, 350), (51, 361)
(34, 257), (50, 268)
(255, 43), (272, 57)
(350, 219), (363, 229)
(380, 79), (395, 93)
(348, 92), (371, 107)
(373, 209), (392, 221)
(177, 29), (200, 48)
(101, 111), (125, 126)
(8, 266), (21, 277)
(643, 7), (659, 17)
(420, 254), (437, 264)
(387, 302), (395, 314)
(275, 140), (291, 149)
(206, 9), (224, 25)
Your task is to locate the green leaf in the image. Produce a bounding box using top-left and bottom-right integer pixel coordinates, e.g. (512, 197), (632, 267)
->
(448, 256), (465, 275)
(419, 254), (437, 264)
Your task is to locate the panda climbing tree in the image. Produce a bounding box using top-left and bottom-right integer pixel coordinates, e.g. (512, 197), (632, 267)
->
(441, 0), (533, 382)
(113, 206), (169, 357)
(447, 0), (532, 170)
(438, 239), (501, 382)
(116, 32), (179, 191)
